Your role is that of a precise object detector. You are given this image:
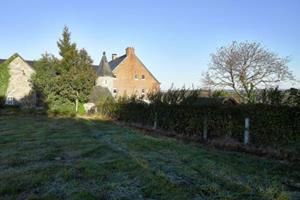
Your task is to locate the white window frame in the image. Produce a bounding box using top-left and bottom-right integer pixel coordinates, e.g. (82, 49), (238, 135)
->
(7, 97), (14, 105)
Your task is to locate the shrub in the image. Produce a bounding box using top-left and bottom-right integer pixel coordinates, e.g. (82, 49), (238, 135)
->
(89, 86), (112, 104)
(48, 100), (76, 115)
(99, 90), (300, 150)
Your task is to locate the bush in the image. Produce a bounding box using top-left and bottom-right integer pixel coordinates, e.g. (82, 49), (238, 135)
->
(89, 86), (112, 104)
(77, 103), (86, 115)
(47, 100), (76, 115)
(99, 92), (300, 150)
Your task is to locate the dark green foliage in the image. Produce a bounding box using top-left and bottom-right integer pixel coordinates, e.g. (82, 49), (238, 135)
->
(259, 87), (300, 107)
(100, 89), (300, 150)
(32, 26), (96, 113)
(89, 86), (116, 116)
(57, 26), (77, 73)
(89, 86), (113, 104)
(285, 88), (300, 107)
(260, 87), (284, 105)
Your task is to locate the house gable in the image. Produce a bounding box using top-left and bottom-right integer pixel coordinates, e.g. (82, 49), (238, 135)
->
(4, 54), (36, 106)
(110, 47), (160, 97)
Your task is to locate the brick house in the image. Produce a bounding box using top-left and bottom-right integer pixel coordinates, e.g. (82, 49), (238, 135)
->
(0, 47), (160, 107)
(95, 47), (160, 98)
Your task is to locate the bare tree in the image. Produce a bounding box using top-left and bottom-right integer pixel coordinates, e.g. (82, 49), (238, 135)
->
(204, 41), (294, 103)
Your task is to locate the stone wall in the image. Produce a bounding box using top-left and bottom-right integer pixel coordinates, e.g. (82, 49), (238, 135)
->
(5, 56), (36, 107)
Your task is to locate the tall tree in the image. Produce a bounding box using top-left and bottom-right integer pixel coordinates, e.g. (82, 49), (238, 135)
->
(57, 26), (77, 73)
(203, 41), (294, 103)
(33, 27), (96, 112)
(70, 48), (96, 110)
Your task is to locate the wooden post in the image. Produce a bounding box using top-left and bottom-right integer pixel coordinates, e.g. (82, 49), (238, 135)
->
(244, 117), (250, 145)
(203, 116), (208, 140)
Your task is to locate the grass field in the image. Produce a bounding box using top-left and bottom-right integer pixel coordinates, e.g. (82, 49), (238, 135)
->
(0, 114), (299, 199)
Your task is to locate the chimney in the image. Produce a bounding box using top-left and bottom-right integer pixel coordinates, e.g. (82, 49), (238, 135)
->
(126, 47), (135, 56)
(112, 54), (118, 60)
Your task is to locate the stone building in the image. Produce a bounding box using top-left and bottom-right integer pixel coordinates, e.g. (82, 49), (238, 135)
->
(95, 47), (160, 98)
(0, 47), (160, 107)
(0, 54), (36, 107)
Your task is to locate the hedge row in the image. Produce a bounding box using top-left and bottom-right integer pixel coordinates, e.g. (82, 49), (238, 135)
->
(99, 101), (300, 150)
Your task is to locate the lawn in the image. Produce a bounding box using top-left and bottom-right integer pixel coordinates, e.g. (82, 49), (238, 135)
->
(0, 114), (299, 199)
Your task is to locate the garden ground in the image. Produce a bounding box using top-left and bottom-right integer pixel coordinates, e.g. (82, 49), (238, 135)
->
(0, 114), (299, 199)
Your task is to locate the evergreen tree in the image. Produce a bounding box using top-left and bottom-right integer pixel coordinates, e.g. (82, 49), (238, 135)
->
(33, 27), (97, 112)
(57, 26), (77, 73)
(71, 48), (96, 103)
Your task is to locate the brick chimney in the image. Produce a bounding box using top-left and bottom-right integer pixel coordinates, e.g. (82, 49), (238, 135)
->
(112, 54), (118, 60)
(126, 47), (135, 56)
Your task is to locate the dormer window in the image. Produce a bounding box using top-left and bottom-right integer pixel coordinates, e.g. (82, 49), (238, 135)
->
(134, 74), (138, 80)
(141, 75), (145, 80)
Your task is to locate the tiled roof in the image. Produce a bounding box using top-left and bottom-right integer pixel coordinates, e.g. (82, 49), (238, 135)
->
(0, 58), (36, 68)
(108, 55), (126, 70)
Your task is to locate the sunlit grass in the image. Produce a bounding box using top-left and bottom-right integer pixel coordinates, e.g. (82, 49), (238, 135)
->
(0, 113), (299, 199)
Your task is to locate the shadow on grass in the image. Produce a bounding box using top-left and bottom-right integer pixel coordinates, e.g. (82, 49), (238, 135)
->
(0, 111), (299, 200)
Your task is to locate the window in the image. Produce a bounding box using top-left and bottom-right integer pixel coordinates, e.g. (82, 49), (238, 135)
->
(7, 97), (14, 105)
(134, 74), (138, 80)
(141, 75), (145, 80)
(113, 88), (117, 94)
(141, 89), (145, 94)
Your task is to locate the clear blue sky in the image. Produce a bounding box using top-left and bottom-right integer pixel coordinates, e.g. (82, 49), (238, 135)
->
(1, 0), (299, 89)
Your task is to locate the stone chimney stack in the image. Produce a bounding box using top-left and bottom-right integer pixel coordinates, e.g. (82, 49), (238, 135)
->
(126, 47), (135, 56)
(112, 54), (118, 60)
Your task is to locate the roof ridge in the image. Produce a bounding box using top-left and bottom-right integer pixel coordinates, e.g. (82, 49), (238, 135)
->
(108, 54), (127, 70)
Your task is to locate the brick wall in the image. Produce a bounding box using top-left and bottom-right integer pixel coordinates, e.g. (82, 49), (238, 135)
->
(112, 48), (160, 98)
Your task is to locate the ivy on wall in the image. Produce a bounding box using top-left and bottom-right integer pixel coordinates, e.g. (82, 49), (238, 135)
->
(0, 53), (19, 105)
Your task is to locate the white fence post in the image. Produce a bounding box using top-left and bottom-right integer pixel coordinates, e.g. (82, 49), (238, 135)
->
(203, 116), (208, 140)
(153, 112), (157, 130)
(244, 117), (250, 145)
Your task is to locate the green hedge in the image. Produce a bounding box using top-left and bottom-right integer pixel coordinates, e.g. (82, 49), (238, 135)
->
(100, 101), (300, 150)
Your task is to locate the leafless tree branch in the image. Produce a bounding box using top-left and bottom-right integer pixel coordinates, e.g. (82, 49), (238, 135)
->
(203, 41), (294, 102)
